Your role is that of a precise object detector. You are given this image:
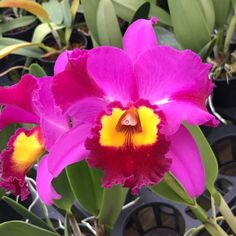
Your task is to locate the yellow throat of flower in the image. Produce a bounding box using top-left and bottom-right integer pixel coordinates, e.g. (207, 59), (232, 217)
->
(12, 129), (45, 173)
(99, 106), (160, 148)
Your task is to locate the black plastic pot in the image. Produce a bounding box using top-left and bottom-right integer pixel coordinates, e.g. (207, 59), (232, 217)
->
(212, 76), (236, 123)
(38, 30), (88, 75)
(2, 9), (39, 41)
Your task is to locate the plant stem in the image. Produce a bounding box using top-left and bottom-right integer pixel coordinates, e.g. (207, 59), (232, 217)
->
(190, 204), (229, 236)
(216, 193), (236, 234)
(69, 214), (83, 236)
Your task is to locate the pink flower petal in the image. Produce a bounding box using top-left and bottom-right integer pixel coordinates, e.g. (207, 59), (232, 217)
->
(36, 156), (61, 205)
(54, 50), (72, 75)
(47, 124), (90, 177)
(134, 46), (217, 132)
(160, 100), (219, 135)
(168, 125), (205, 198)
(123, 17), (158, 62)
(87, 46), (138, 103)
(0, 74), (38, 113)
(33, 77), (70, 149)
(0, 105), (39, 130)
(52, 49), (104, 111)
(37, 124), (90, 204)
(134, 46), (213, 103)
(67, 97), (108, 127)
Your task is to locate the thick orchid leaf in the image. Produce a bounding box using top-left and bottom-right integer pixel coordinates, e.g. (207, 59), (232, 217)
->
(61, 0), (72, 27)
(0, 16), (36, 34)
(150, 173), (195, 206)
(66, 161), (104, 215)
(96, 0), (122, 47)
(0, 41), (41, 59)
(168, 0), (211, 52)
(0, 221), (58, 236)
(0, 125), (17, 152)
(131, 2), (150, 22)
(198, 37), (217, 60)
(185, 124), (218, 194)
(199, 0), (215, 33)
(232, 0), (236, 13)
(98, 186), (128, 232)
(42, 0), (63, 25)
(149, 3), (171, 26)
(0, 0), (49, 21)
(71, 0), (80, 22)
(2, 196), (54, 232)
(29, 63), (47, 77)
(154, 26), (181, 49)
(80, 0), (100, 44)
(0, 38), (43, 58)
(212, 0), (232, 29)
(32, 23), (65, 43)
(53, 170), (75, 213)
(112, 0), (149, 23)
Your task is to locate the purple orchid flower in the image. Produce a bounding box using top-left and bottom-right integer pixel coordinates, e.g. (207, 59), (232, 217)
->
(0, 75), (69, 200)
(36, 17), (219, 205)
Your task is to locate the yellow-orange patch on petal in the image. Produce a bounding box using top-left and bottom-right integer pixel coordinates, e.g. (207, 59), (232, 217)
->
(12, 128), (45, 173)
(100, 106), (160, 148)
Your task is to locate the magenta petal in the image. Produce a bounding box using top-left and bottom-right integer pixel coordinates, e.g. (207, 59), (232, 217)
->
(36, 156), (61, 205)
(0, 74), (37, 112)
(33, 76), (69, 149)
(123, 17), (158, 62)
(52, 50), (104, 111)
(87, 46), (138, 103)
(68, 97), (107, 126)
(54, 50), (72, 75)
(134, 46), (213, 103)
(160, 100), (219, 135)
(0, 105), (39, 130)
(47, 124), (90, 177)
(168, 125), (205, 198)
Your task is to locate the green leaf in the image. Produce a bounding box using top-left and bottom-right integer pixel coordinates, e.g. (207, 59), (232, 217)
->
(154, 26), (181, 49)
(212, 0), (232, 29)
(32, 23), (65, 43)
(150, 173), (195, 206)
(112, 0), (149, 23)
(131, 2), (150, 22)
(199, 0), (215, 33)
(29, 63), (47, 77)
(96, 0), (122, 47)
(0, 125), (16, 152)
(66, 161), (104, 215)
(53, 170), (75, 213)
(80, 0), (100, 44)
(61, 0), (72, 27)
(149, 3), (171, 26)
(0, 37), (43, 58)
(2, 196), (54, 232)
(98, 186), (128, 233)
(42, 0), (63, 25)
(0, 221), (58, 236)
(0, 0), (49, 21)
(168, 0), (211, 52)
(232, 0), (236, 13)
(184, 124), (218, 193)
(0, 16), (36, 34)
(198, 37), (217, 60)
(0, 40), (41, 59)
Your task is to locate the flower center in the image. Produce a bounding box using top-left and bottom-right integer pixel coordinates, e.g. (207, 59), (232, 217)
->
(99, 105), (161, 148)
